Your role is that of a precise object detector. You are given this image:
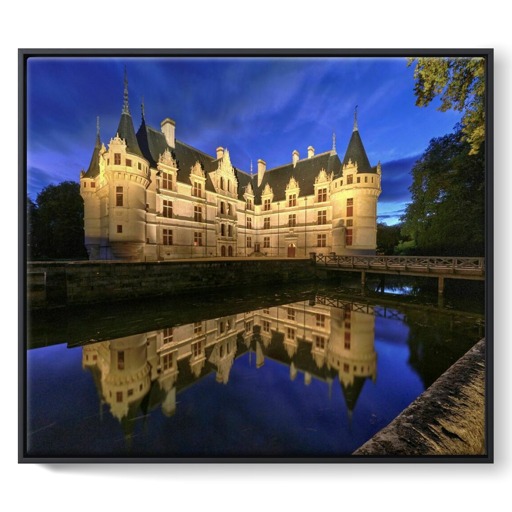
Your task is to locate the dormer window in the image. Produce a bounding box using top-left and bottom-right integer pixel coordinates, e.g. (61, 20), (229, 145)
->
(288, 194), (297, 207)
(264, 199), (271, 211)
(114, 153), (121, 165)
(162, 172), (173, 190)
(347, 175), (353, 185)
(317, 188), (327, 202)
(192, 182), (202, 197)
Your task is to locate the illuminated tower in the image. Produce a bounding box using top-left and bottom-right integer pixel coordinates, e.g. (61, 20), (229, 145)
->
(331, 108), (382, 255)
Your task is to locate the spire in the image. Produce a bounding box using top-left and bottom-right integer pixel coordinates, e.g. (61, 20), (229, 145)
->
(332, 131), (336, 153)
(141, 96), (145, 122)
(353, 105), (358, 132)
(84, 118), (102, 178)
(122, 66), (130, 115)
(343, 110), (374, 173)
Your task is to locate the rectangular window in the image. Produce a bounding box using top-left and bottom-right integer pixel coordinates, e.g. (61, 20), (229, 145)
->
(162, 172), (173, 190)
(347, 175), (353, 185)
(346, 228), (353, 246)
(346, 219), (353, 227)
(264, 217), (270, 229)
(194, 232), (203, 246)
(162, 352), (174, 371)
(344, 331), (351, 349)
(263, 320), (270, 333)
(193, 182), (202, 197)
(116, 391), (123, 402)
(163, 199), (173, 218)
(263, 236), (270, 248)
(317, 210), (327, 225)
(288, 194), (296, 207)
(126, 158), (132, 167)
(343, 363), (350, 373)
(264, 199), (271, 211)
(228, 225), (233, 237)
(245, 321), (252, 333)
(316, 313), (325, 327)
(315, 336), (325, 349)
(317, 188), (327, 202)
(247, 217), (252, 229)
(114, 153), (121, 165)
(220, 202), (225, 214)
(192, 341), (203, 358)
(287, 308), (295, 320)
(163, 229), (173, 245)
(357, 177), (361, 183)
(263, 308), (270, 315)
(163, 327), (173, 343)
(287, 328), (295, 340)
(194, 321), (202, 334)
(116, 186), (123, 206)
(288, 214), (296, 227)
(247, 236), (252, 248)
(116, 225), (122, 233)
(246, 199), (253, 210)
(194, 205), (202, 222)
(91, 182), (95, 188)
(346, 198), (354, 217)
(365, 176), (368, 183)
(117, 351), (124, 370)
(317, 234), (326, 247)
(138, 162), (142, 170)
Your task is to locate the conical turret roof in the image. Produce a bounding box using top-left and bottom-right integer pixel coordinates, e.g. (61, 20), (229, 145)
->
(342, 129), (373, 173)
(83, 132), (102, 178)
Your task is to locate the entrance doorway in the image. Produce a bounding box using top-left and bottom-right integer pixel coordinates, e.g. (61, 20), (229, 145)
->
(287, 243), (296, 257)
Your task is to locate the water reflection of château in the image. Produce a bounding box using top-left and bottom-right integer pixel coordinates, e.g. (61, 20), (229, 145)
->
(82, 298), (377, 425)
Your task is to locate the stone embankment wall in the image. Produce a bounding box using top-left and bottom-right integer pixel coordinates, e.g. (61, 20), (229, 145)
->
(354, 338), (487, 457)
(27, 258), (315, 309)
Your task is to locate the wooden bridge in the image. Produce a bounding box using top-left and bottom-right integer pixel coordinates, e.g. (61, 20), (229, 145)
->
(311, 254), (485, 295)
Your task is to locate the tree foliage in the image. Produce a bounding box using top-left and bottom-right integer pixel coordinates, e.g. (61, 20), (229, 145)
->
(401, 128), (485, 256)
(408, 57), (485, 155)
(377, 223), (405, 255)
(28, 181), (87, 260)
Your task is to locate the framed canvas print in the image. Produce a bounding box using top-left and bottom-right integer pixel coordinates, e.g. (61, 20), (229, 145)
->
(19, 49), (493, 463)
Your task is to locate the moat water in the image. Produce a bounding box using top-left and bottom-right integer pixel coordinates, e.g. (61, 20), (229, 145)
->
(25, 280), (485, 459)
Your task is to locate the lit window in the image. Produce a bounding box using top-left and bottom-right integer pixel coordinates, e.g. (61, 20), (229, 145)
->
(288, 194), (296, 207)
(194, 205), (202, 222)
(346, 198), (353, 217)
(317, 234), (326, 247)
(263, 236), (270, 248)
(317, 210), (327, 225)
(163, 200), (173, 218)
(163, 229), (173, 245)
(194, 232), (203, 246)
(288, 214), (296, 227)
(264, 199), (271, 211)
(162, 172), (173, 190)
(116, 186), (123, 206)
(264, 217), (270, 229)
(193, 182), (202, 197)
(317, 188), (327, 202)
(114, 153), (121, 165)
(346, 229), (353, 246)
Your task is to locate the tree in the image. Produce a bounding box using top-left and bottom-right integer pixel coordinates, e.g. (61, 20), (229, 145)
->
(401, 128), (485, 256)
(408, 57), (485, 155)
(30, 181), (87, 260)
(377, 223), (404, 255)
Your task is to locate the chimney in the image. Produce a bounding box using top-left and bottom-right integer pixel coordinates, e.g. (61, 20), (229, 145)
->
(308, 146), (315, 158)
(216, 147), (224, 160)
(257, 159), (266, 187)
(292, 150), (299, 167)
(161, 118), (176, 148)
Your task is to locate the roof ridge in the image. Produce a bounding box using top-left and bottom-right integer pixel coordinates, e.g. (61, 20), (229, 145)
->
(175, 139), (215, 161)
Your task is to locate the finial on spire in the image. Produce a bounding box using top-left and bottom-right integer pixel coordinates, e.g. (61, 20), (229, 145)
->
(332, 131), (336, 153)
(141, 96), (145, 121)
(122, 66), (130, 114)
(250, 159), (253, 175)
(96, 116), (100, 137)
(353, 105), (358, 132)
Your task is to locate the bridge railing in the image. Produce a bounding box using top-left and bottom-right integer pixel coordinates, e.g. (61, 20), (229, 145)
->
(311, 254), (484, 276)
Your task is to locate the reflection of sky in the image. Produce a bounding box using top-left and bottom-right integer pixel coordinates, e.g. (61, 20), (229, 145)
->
(26, 311), (425, 458)
(27, 56), (462, 225)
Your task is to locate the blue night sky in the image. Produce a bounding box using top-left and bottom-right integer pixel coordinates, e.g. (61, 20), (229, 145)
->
(26, 56), (462, 225)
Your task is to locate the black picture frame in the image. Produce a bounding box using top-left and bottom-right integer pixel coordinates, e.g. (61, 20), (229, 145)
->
(19, 48), (493, 463)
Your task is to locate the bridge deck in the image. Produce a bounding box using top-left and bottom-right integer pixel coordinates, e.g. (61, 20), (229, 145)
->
(313, 254), (485, 281)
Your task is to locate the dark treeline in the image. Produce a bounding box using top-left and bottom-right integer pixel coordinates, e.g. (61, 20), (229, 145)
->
(27, 181), (87, 261)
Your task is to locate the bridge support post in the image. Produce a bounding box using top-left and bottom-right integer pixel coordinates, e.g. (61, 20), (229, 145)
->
(438, 276), (445, 296)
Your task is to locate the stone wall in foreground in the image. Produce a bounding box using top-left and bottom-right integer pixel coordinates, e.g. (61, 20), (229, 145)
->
(353, 338), (487, 458)
(27, 258), (315, 309)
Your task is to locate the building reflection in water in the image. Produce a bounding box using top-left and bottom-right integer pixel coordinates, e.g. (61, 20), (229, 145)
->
(81, 297), (377, 425)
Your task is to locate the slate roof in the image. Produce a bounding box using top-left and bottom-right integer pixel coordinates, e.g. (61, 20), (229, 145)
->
(83, 134), (102, 178)
(342, 129), (376, 173)
(254, 151), (342, 204)
(117, 111), (143, 158)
